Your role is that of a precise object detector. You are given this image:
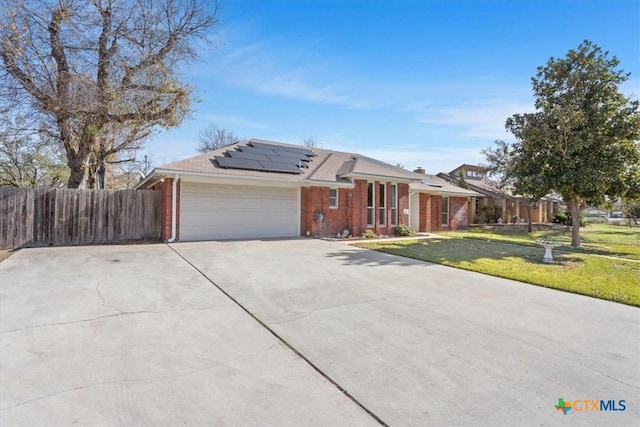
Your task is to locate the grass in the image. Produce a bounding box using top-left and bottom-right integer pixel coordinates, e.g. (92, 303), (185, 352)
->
(356, 224), (640, 307)
(442, 223), (640, 260)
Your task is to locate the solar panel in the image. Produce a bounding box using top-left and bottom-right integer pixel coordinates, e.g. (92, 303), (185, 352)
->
(215, 157), (263, 170)
(282, 146), (316, 156)
(421, 178), (442, 187)
(249, 141), (286, 151)
(228, 150), (270, 161)
(271, 151), (310, 160)
(214, 141), (314, 174)
(257, 161), (303, 173)
(238, 146), (280, 156)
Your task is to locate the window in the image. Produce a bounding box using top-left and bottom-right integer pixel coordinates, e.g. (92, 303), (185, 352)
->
(379, 183), (386, 226)
(329, 188), (338, 208)
(466, 170), (483, 179)
(441, 196), (449, 226)
(367, 183), (374, 226)
(390, 184), (398, 226)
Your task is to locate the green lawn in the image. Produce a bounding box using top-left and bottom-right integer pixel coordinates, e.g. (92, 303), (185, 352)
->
(442, 223), (640, 260)
(356, 224), (640, 306)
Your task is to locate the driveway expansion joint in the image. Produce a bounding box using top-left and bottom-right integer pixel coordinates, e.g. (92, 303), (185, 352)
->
(168, 243), (389, 427)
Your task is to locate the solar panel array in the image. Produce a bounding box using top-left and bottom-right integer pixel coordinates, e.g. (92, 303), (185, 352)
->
(213, 142), (316, 174)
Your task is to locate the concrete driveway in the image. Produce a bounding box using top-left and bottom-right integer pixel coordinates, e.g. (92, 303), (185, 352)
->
(1, 239), (638, 426)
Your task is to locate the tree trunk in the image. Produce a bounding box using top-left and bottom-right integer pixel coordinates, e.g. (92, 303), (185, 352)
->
(97, 140), (106, 189)
(66, 156), (87, 188)
(568, 198), (581, 248)
(525, 200), (533, 233)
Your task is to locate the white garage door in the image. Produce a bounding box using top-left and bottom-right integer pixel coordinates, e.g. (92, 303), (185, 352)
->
(180, 183), (299, 241)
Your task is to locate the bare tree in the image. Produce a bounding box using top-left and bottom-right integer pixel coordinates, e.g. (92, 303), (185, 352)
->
(0, 115), (68, 187)
(107, 153), (154, 189)
(196, 125), (239, 152)
(1, 0), (219, 188)
(302, 136), (320, 148)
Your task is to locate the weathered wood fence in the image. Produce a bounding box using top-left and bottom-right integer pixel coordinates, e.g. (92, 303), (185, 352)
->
(0, 187), (162, 249)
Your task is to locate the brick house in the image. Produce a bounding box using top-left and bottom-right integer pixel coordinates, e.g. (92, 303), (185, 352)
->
(137, 139), (478, 241)
(409, 168), (478, 233)
(438, 164), (562, 224)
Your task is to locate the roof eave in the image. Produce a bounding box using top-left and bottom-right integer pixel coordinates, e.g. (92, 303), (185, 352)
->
(137, 168), (312, 186)
(339, 172), (418, 183)
(411, 186), (479, 197)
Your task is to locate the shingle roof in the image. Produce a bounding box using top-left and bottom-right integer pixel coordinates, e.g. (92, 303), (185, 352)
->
(142, 139), (418, 185)
(410, 174), (479, 196)
(437, 172), (511, 198)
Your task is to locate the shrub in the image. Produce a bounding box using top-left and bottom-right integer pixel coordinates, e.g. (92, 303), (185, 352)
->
(553, 211), (570, 225)
(553, 211), (586, 227)
(361, 229), (378, 239)
(395, 224), (417, 236)
(584, 216), (608, 224)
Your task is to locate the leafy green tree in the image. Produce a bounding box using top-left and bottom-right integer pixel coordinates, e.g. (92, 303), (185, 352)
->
(482, 139), (550, 232)
(506, 40), (640, 247)
(620, 160), (640, 226)
(1, 0), (219, 188)
(455, 170), (469, 189)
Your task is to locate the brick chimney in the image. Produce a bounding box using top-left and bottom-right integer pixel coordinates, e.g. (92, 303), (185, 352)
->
(413, 167), (425, 174)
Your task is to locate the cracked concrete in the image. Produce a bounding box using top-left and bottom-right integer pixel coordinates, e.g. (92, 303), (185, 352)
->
(3, 239), (638, 426)
(173, 238), (640, 426)
(0, 244), (377, 426)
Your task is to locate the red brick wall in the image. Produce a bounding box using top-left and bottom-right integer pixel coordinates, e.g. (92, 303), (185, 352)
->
(153, 178), (180, 241)
(419, 193), (429, 232)
(300, 180), (411, 237)
(431, 195), (442, 232)
(300, 186), (351, 237)
(449, 196), (469, 230)
(351, 179), (368, 234)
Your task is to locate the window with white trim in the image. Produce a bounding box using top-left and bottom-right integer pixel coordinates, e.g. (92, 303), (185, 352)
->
(379, 183), (386, 226)
(329, 188), (338, 208)
(390, 184), (398, 226)
(442, 196), (449, 226)
(466, 170), (483, 179)
(367, 183), (375, 226)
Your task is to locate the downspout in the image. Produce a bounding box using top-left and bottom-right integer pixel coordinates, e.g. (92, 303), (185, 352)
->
(167, 173), (179, 243)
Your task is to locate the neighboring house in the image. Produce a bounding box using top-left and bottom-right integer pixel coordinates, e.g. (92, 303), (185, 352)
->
(437, 164), (562, 224)
(136, 139), (478, 241)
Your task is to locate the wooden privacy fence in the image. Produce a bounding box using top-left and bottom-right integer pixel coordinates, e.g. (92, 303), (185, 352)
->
(0, 187), (162, 249)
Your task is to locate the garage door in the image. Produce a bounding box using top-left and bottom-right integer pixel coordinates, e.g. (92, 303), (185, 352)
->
(180, 183), (299, 241)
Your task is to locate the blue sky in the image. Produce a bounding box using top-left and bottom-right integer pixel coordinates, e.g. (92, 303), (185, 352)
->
(145, 0), (639, 174)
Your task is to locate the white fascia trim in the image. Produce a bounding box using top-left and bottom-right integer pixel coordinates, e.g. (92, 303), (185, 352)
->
(302, 181), (353, 188)
(135, 168), (160, 189)
(411, 187), (479, 197)
(149, 169), (357, 189)
(153, 169), (303, 188)
(339, 172), (417, 183)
